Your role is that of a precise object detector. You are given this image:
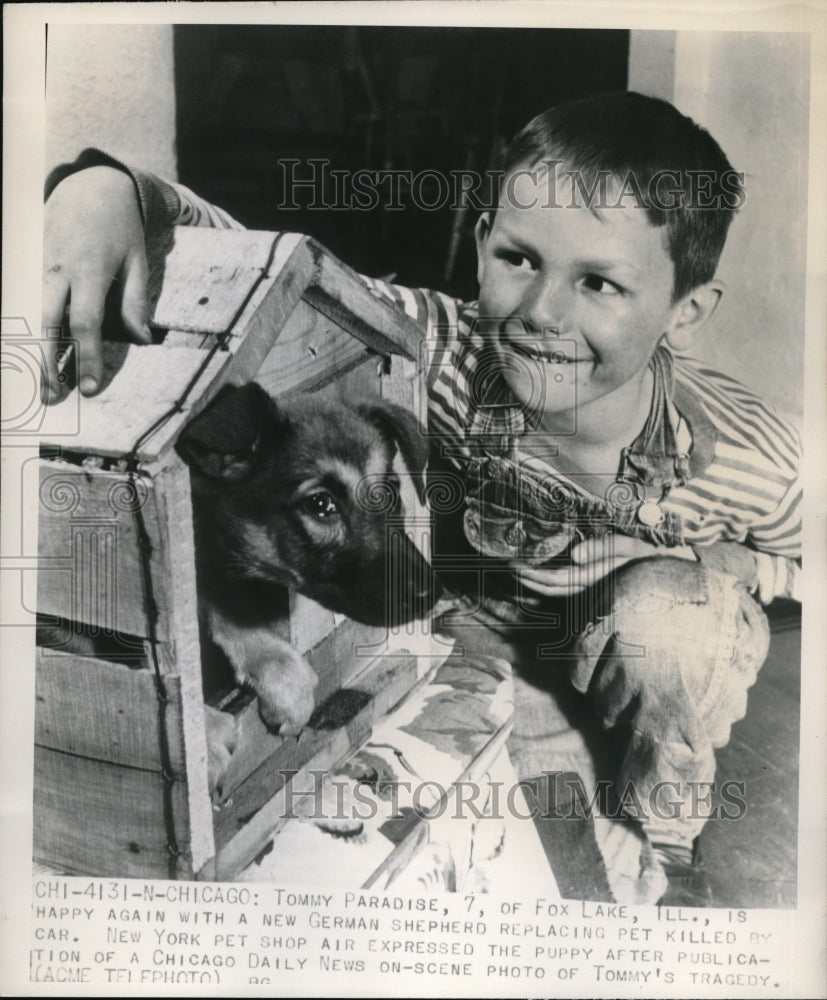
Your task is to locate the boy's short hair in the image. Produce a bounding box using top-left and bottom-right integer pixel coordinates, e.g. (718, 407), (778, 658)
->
(500, 91), (743, 302)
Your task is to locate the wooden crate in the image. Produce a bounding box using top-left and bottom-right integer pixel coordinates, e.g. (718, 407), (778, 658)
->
(34, 227), (441, 881)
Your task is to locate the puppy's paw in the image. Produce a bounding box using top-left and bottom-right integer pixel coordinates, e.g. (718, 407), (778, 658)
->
(252, 646), (318, 737)
(204, 705), (238, 801)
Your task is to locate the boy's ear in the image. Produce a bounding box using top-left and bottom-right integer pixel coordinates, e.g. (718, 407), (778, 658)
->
(474, 212), (493, 285)
(665, 280), (725, 351)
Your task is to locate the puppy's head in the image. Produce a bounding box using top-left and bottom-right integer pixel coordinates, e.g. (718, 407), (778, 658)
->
(177, 382), (437, 626)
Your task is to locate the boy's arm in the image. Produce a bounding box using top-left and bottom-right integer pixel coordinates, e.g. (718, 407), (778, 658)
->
(742, 449), (802, 604)
(42, 150), (445, 401)
(691, 542), (799, 604)
(520, 409), (803, 605)
(44, 148), (243, 236)
(514, 533), (799, 604)
(516, 457), (802, 605)
(754, 552), (799, 603)
(723, 422), (801, 604)
(660, 424), (802, 603)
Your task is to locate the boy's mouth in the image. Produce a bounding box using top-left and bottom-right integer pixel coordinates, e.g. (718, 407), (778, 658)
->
(503, 337), (588, 366)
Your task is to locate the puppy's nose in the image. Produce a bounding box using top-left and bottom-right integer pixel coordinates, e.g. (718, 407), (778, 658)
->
(391, 541), (441, 623)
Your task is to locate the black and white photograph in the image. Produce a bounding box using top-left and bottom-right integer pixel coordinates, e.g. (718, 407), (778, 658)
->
(2, 3), (825, 997)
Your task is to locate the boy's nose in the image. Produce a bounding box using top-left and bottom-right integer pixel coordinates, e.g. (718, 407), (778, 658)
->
(521, 275), (567, 333)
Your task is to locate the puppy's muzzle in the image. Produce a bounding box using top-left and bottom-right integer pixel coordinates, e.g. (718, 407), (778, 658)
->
(313, 534), (440, 629)
(386, 535), (442, 627)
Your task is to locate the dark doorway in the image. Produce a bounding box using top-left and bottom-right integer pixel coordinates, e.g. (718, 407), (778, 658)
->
(174, 25), (629, 300)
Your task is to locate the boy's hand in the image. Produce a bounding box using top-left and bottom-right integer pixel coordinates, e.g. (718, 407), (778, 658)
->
(690, 540), (760, 591)
(511, 535), (698, 597)
(42, 166), (151, 402)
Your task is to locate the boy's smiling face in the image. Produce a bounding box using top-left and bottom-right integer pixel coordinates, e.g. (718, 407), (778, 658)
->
(475, 166), (708, 438)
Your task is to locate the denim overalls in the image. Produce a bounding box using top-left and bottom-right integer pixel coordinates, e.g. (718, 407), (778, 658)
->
(437, 347), (770, 851)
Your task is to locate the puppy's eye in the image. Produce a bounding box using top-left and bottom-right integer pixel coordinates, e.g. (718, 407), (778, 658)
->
(302, 491), (339, 519)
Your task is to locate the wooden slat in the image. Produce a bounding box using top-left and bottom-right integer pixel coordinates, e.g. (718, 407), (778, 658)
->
(36, 458), (207, 664)
(37, 460), (170, 639)
(149, 462), (202, 677)
(205, 235), (318, 390)
(279, 354), (385, 406)
(218, 652), (424, 826)
(148, 228), (282, 334)
(288, 590), (337, 655)
(209, 700), (275, 804)
(381, 354), (419, 413)
(34, 649), (186, 773)
(149, 230), (371, 358)
(334, 354), (385, 400)
(307, 616), (389, 694)
(33, 746), (194, 879)
(39, 343), (229, 460)
(304, 238), (424, 361)
(253, 298), (369, 398)
(149, 462), (216, 874)
(211, 653), (427, 879)
(162, 329), (213, 349)
(190, 231), (306, 350)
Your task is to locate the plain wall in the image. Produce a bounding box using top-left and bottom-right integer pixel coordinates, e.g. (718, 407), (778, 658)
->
(45, 24), (177, 178)
(629, 30), (809, 425)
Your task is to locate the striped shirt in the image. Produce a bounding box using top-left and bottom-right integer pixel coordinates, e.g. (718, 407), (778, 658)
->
(360, 282), (801, 603)
(54, 153), (799, 604)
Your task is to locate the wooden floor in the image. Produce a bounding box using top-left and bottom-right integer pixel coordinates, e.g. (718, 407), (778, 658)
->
(702, 599), (801, 909)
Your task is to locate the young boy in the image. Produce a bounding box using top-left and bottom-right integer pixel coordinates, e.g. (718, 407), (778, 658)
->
(41, 92), (801, 904)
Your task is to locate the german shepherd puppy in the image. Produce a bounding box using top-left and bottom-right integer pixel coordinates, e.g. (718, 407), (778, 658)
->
(176, 382), (438, 789)
(39, 382), (438, 796)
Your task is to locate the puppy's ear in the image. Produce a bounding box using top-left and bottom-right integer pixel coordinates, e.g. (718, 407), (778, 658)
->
(178, 382), (282, 481)
(358, 400), (428, 503)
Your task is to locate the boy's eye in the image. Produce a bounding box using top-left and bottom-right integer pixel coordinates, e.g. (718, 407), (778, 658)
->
(582, 274), (622, 295)
(498, 250), (535, 271)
